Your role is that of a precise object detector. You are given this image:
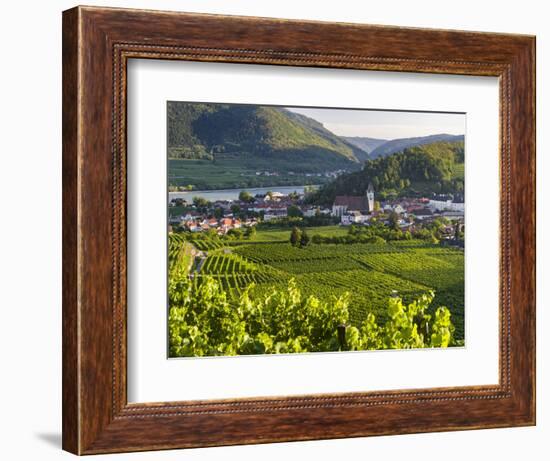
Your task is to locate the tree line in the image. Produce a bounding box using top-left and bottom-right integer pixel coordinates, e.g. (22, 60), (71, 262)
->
(308, 140), (465, 204)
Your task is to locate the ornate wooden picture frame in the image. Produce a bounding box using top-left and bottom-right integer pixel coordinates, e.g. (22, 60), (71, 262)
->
(62, 5), (535, 455)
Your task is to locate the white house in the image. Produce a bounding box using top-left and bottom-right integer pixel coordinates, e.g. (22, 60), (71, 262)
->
(393, 204), (406, 214)
(428, 199), (465, 212)
(341, 211), (368, 225)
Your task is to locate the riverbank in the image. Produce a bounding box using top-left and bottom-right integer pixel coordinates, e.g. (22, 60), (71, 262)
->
(169, 185), (319, 202)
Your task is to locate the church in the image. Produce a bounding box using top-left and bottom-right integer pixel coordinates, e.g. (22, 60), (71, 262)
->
(332, 183), (375, 217)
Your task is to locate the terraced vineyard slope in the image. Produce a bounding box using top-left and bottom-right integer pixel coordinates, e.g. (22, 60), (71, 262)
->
(169, 232), (464, 340)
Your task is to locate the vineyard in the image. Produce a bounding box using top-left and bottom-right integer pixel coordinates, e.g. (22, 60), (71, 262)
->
(269, 269), (432, 327)
(354, 248), (464, 334)
(232, 241), (402, 263)
(168, 233), (195, 274)
(200, 253), (256, 275)
(168, 230), (465, 341)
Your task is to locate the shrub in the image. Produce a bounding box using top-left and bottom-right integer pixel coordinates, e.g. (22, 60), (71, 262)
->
(168, 271), (456, 357)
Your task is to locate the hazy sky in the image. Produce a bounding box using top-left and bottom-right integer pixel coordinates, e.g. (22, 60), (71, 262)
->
(288, 107), (465, 140)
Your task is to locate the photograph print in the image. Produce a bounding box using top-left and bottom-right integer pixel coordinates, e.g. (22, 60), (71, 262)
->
(167, 102), (465, 358)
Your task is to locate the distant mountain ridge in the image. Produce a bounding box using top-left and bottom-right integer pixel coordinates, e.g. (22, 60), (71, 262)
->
(369, 133), (465, 159)
(167, 102), (466, 191)
(343, 137), (387, 155)
(167, 102), (368, 171)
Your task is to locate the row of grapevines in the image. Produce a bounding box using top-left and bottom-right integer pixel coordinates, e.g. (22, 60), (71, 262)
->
(233, 242), (406, 264)
(200, 253), (257, 275)
(168, 273), (457, 357)
(268, 257), (364, 274)
(353, 248), (464, 338)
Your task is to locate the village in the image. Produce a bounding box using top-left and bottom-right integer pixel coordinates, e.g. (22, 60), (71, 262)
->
(168, 184), (464, 242)
(164, 102), (468, 356)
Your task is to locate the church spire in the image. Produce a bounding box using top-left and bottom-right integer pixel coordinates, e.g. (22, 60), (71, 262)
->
(366, 182), (375, 212)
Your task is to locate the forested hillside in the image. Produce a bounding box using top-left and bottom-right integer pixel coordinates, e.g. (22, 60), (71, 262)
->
(167, 102), (367, 168)
(369, 133), (465, 159)
(310, 140), (465, 203)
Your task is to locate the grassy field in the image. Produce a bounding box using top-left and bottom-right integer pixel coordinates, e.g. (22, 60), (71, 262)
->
(169, 228), (465, 341)
(168, 158), (334, 190)
(252, 225), (348, 243)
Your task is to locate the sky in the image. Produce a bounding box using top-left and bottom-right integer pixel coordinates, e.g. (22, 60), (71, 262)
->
(287, 107), (465, 140)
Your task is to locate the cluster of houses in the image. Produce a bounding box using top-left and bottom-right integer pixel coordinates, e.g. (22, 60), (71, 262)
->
(330, 184), (464, 228)
(255, 169), (349, 179)
(169, 214), (257, 235)
(169, 183), (464, 235)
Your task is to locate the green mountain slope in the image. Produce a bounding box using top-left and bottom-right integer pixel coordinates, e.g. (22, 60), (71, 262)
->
(167, 102), (367, 169)
(310, 140), (465, 203)
(343, 136), (387, 155)
(282, 111), (371, 162)
(369, 134), (465, 159)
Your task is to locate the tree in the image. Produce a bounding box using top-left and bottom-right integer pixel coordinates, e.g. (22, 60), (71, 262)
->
(230, 204), (241, 215)
(287, 205), (303, 218)
(192, 196), (211, 209)
(454, 221), (462, 241)
(213, 207), (224, 219)
(303, 185), (316, 196)
(244, 226), (257, 239)
(414, 228), (433, 241)
(290, 227), (301, 247)
(300, 229), (311, 248)
(239, 191), (254, 203)
(388, 211), (400, 230)
(227, 228), (243, 239)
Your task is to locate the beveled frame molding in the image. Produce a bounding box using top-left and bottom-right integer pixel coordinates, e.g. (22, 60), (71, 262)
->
(62, 5), (535, 455)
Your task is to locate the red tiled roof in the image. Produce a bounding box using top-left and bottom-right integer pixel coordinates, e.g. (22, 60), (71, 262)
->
(413, 208), (433, 216)
(333, 196), (370, 211)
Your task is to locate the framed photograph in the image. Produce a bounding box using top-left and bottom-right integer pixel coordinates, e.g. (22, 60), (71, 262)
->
(62, 6), (536, 455)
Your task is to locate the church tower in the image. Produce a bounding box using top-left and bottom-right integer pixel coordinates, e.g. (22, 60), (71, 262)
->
(366, 182), (375, 212)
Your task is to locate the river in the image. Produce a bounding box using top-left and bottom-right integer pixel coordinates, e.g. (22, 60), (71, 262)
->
(169, 185), (318, 203)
